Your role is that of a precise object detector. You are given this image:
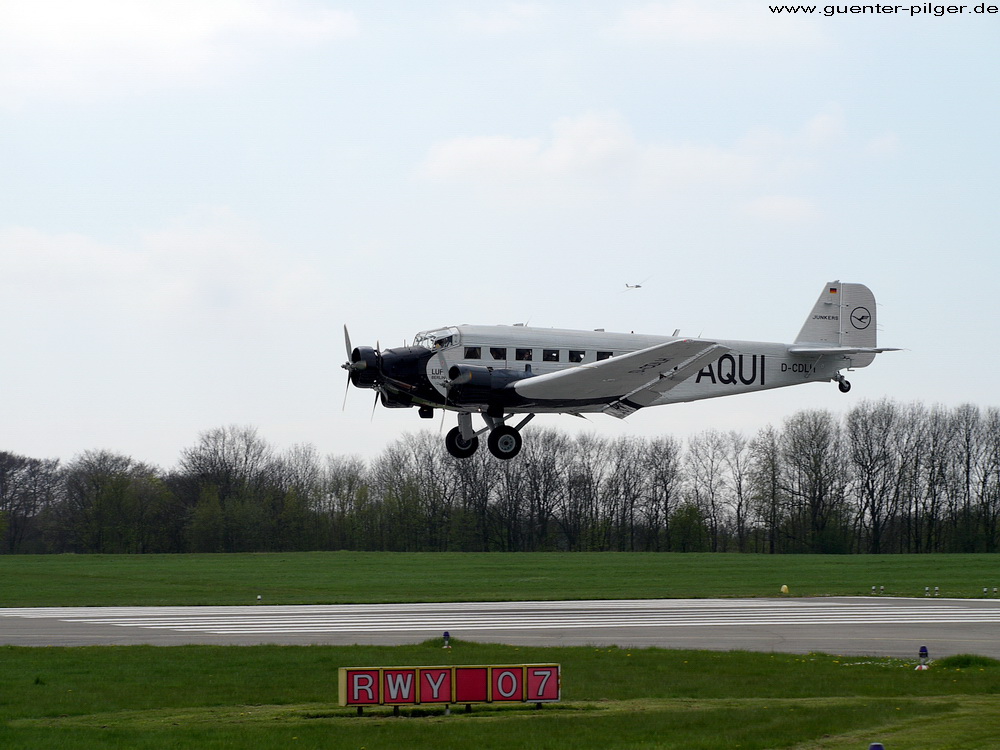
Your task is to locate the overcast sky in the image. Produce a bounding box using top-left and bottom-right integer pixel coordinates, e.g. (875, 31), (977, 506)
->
(2, 1), (997, 468)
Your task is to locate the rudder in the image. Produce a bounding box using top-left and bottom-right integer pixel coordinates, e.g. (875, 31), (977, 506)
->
(794, 281), (878, 349)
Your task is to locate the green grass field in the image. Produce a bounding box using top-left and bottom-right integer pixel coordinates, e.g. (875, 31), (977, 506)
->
(2, 551), (1000, 606)
(2, 641), (999, 749)
(3, 552), (1000, 748)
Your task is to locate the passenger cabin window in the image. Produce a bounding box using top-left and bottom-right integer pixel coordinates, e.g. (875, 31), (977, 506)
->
(596, 351), (614, 361)
(569, 350), (585, 363)
(490, 347), (506, 361)
(515, 348), (533, 361)
(543, 349), (559, 362)
(464, 347), (481, 359)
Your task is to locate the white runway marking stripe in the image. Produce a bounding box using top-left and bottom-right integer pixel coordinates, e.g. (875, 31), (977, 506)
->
(5, 598), (1000, 636)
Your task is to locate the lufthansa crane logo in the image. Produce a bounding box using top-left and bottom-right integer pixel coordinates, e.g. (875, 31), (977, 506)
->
(851, 307), (871, 330)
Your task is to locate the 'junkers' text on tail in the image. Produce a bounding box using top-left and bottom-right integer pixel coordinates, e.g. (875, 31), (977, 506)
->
(343, 281), (899, 460)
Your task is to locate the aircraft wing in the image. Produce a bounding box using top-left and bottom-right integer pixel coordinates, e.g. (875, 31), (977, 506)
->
(787, 346), (902, 355)
(512, 339), (727, 417)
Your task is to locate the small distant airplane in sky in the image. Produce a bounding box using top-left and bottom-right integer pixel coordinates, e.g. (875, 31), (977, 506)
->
(343, 281), (899, 460)
(624, 275), (651, 290)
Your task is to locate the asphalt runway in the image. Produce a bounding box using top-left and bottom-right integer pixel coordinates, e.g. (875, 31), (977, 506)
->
(3, 597), (1000, 659)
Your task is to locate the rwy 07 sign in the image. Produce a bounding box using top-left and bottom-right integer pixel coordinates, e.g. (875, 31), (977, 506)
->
(338, 664), (560, 706)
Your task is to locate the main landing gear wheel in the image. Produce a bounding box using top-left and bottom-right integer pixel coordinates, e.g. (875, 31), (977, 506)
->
(836, 374), (852, 393)
(445, 426), (479, 458)
(487, 425), (522, 460)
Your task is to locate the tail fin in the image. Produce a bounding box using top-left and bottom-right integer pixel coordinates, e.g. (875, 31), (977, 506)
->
(795, 281), (878, 350)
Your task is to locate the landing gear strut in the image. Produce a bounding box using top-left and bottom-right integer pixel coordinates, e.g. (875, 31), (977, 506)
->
(443, 413), (533, 460)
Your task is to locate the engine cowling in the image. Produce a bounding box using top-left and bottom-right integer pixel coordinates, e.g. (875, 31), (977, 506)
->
(349, 346), (380, 388)
(447, 365), (533, 405)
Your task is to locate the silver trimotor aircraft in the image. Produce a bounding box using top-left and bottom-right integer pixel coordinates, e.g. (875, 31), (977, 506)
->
(343, 281), (898, 460)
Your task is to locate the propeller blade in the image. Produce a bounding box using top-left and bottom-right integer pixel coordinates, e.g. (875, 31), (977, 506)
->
(371, 391), (379, 422)
(342, 373), (351, 411)
(343, 325), (353, 362)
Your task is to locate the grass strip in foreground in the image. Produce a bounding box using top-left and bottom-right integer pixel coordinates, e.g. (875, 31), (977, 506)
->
(2, 641), (999, 749)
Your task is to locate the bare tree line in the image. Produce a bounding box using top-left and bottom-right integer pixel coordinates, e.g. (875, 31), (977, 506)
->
(2, 399), (1000, 554)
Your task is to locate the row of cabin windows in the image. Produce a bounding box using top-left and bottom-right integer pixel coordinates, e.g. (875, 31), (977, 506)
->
(464, 346), (613, 363)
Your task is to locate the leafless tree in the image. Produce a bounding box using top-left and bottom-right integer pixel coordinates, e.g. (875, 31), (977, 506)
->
(641, 436), (683, 550)
(780, 410), (850, 553)
(685, 430), (729, 551)
(59, 450), (170, 553)
(0, 451), (59, 552)
(847, 399), (902, 553)
(724, 431), (753, 552)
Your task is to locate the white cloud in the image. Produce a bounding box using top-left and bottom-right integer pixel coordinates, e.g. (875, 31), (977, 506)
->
(421, 111), (829, 211)
(612, 1), (822, 45)
(0, 0), (359, 106)
(866, 132), (901, 156)
(456, 3), (547, 35)
(801, 108), (846, 148)
(0, 212), (324, 333)
(423, 113), (636, 183)
(739, 195), (820, 222)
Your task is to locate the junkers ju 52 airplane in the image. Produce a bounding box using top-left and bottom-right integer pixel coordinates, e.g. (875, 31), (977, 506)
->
(343, 281), (898, 460)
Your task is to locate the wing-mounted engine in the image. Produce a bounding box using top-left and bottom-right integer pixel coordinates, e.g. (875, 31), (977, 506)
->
(446, 364), (534, 408)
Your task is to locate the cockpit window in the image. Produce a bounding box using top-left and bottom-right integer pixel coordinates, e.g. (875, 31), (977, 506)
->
(413, 329), (458, 350)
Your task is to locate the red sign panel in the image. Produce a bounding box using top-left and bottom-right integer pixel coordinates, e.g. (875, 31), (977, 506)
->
(526, 665), (560, 702)
(418, 668), (452, 703)
(455, 667), (489, 702)
(382, 669), (416, 704)
(491, 667), (524, 701)
(338, 664), (560, 707)
(343, 669), (380, 705)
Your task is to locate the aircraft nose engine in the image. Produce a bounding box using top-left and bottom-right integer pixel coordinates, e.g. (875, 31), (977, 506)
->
(347, 346), (380, 388)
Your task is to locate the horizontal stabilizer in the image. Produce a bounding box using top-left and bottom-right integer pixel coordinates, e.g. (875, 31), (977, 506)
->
(788, 346), (902, 355)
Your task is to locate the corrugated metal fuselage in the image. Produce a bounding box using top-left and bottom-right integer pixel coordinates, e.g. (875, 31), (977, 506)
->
(380, 324), (866, 415)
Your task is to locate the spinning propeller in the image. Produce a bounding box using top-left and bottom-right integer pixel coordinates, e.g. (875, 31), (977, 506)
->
(341, 325), (383, 418)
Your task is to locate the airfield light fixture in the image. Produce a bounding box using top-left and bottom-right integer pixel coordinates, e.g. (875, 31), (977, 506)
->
(916, 645), (930, 671)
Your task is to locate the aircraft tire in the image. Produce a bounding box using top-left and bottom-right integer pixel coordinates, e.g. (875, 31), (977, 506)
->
(487, 425), (522, 460)
(838, 380), (852, 393)
(445, 427), (479, 459)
